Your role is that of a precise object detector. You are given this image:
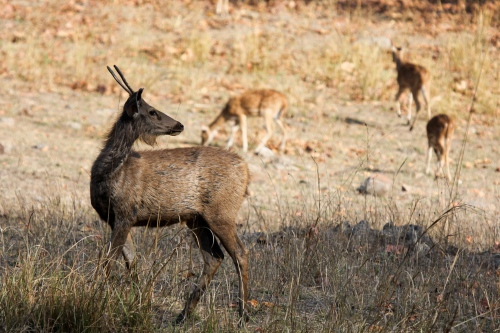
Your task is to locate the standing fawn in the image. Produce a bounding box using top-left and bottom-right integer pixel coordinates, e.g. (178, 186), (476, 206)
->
(201, 89), (288, 154)
(391, 43), (431, 131)
(90, 66), (250, 325)
(426, 114), (455, 180)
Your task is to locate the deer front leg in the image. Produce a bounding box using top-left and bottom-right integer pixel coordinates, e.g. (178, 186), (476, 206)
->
(421, 85), (431, 120)
(425, 146), (433, 175)
(104, 224), (132, 276)
(122, 233), (136, 270)
(444, 139), (452, 181)
(226, 122), (240, 149)
(409, 89), (422, 131)
(395, 87), (404, 118)
(239, 114), (248, 152)
(407, 92), (413, 125)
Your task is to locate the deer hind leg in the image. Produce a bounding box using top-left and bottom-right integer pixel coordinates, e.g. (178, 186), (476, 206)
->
(444, 138), (452, 181)
(208, 221), (249, 325)
(255, 109), (274, 154)
(274, 111), (287, 152)
(395, 86), (405, 118)
(122, 233), (136, 270)
(434, 144), (445, 178)
(176, 221), (225, 324)
(425, 145), (433, 175)
(421, 85), (431, 120)
(407, 92), (413, 125)
(409, 89), (422, 131)
(239, 114), (248, 153)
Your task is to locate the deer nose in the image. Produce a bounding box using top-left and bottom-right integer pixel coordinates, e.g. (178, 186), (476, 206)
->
(175, 122), (184, 132)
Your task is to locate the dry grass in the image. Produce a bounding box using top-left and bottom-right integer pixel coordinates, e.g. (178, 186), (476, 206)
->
(1, 188), (499, 332)
(1, 0), (500, 331)
(2, 1), (499, 115)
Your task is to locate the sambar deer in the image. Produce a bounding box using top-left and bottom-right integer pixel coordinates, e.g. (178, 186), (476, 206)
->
(426, 114), (455, 180)
(201, 89), (288, 154)
(391, 42), (431, 131)
(90, 65), (249, 325)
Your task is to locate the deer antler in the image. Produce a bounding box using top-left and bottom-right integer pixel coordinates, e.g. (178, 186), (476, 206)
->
(107, 65), (134, 95)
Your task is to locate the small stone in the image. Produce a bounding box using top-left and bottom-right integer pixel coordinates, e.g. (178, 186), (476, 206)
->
(67, 121), (82, 130)
(0, 117), (15, 127)
(357, 174), (392, 197)
(32, 144), (49, 151)
(254, 146), (279, 163)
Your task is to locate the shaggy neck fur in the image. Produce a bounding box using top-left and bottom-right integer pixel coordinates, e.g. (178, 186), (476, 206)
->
(392, 51), (403, 71)
(91, 112), (140, 184)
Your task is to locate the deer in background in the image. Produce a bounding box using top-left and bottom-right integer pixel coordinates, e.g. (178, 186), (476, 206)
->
(391, 42), (431, 131)
(426, 114), (455, 180)
(201, 89), (288, 154)
(90, 66), (249, 325)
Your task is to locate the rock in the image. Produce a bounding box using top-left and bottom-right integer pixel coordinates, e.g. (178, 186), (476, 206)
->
(0, 142), (13, 154)
(382, 222), (433, 247)
(66, 121), (82, 130)
(357, 174), (392, 197)
(345, 220), (382, 245)
(0, 117), (15, 127)
(254, 146), (279, 163)
(354, 36), (392, 50)
(32, 143), (49, 152)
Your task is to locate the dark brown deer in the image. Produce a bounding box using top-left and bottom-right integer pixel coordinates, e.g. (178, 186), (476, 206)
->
(391, 43), (431, 131)
(90, 65), (249, 325)
(426, 114), (455, 180)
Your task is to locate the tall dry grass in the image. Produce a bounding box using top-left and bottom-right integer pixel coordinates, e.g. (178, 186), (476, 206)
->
(1, 183), (499, 331)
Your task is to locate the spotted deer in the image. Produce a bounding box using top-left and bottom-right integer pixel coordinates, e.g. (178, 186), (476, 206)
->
(90, 65), (249, 325)
(201, 89), (288, 154)
(392, 43), (431, 131)
(426, 114), (455, 180)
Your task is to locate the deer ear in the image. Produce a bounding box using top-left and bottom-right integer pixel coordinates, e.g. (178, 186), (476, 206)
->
(124, 88), (144, 117)
(135, 88), (144, 114)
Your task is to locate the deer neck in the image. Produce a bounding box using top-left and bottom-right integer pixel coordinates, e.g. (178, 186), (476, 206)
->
(393, 53), (403, 71)
(209, 114), (227, 131)
(91, 115), (139, 183)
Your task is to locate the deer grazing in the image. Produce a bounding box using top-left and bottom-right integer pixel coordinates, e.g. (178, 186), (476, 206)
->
(426, 114), (455, 180)
(201, 89), (288, 154)
(90, 65), (250, 325)
(391, 43), (431, 131)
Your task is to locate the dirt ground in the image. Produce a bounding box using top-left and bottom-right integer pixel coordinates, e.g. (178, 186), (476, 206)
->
(0, 1), (499, 248)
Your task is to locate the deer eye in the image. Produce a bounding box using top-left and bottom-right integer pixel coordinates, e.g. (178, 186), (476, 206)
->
(149, 110), (157, 117)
